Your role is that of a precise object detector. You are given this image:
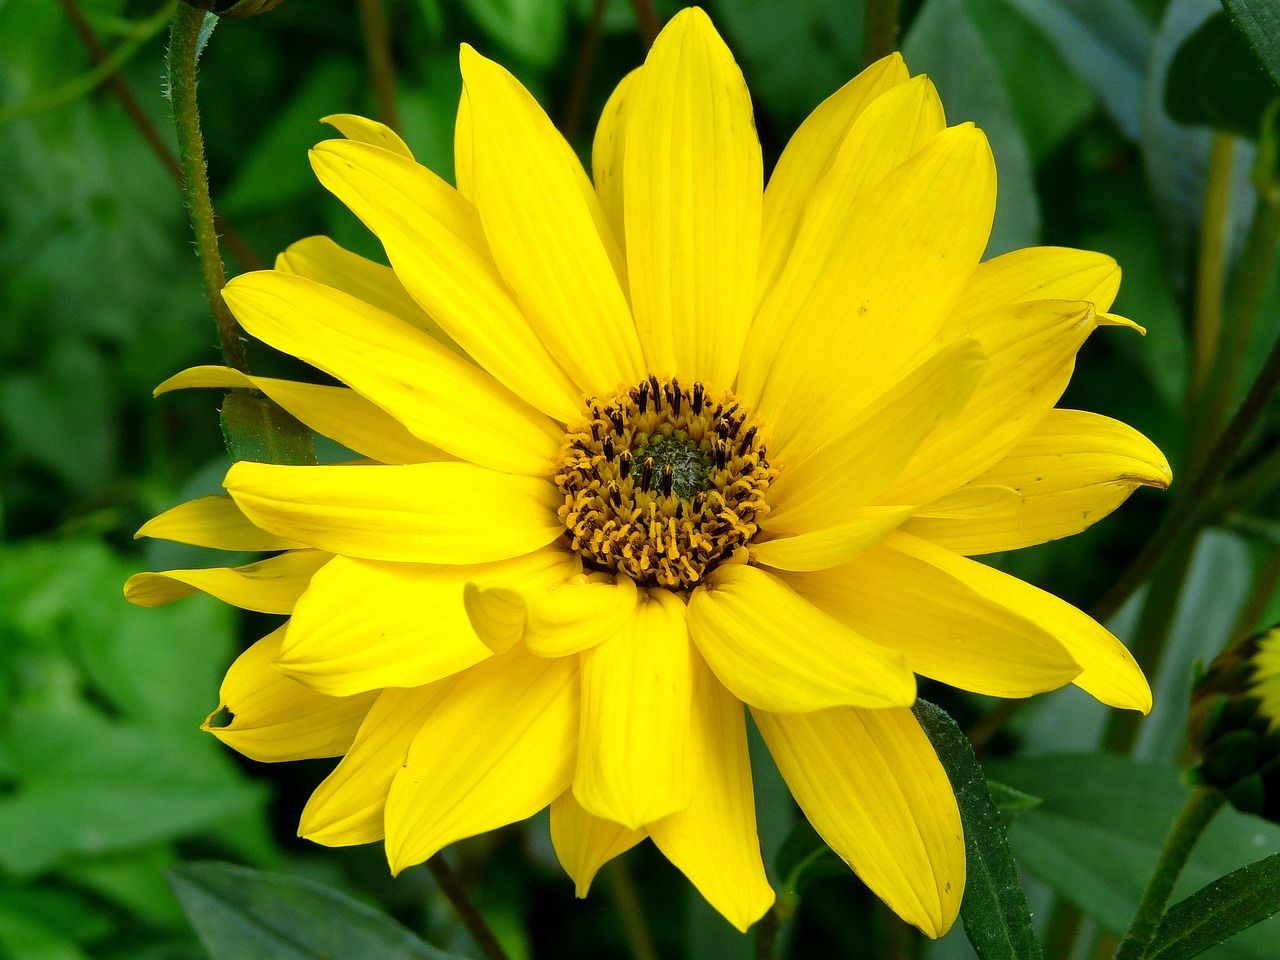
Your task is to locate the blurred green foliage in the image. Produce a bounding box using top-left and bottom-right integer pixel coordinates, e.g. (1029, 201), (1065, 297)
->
(2, 0), (1280, 958)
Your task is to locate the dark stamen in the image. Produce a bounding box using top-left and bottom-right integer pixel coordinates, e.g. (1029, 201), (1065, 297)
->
(692, 381), (704, 414)
(640, 457), (654, 493)
(603, 436), (615, 460)
(660, 464), (674, 497)
(738, 426), (758, 457)
(638, 379), (650, 413)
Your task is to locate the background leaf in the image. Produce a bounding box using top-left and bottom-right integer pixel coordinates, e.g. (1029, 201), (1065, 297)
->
(168, 862), (471, 960)
(1148, 853), (1280, 960)
(1165, 12), (1279, 139)
(1224, 0), (1280, 89)
(915, 700), (1044, 960)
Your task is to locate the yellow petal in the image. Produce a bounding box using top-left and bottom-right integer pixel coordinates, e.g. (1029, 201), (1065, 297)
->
(779, 545), (1082, 698)
(124, 549), (329, 613)
(763, 339), (985, 532)
(623, 7), (762, 385)
(648, 652), (775, 932)
(575, 589), (694, 829)
(913, 485), (1022, 519)
(224, 460), (563, 564)
(686, 563), (914, 713)
(309, 139), (582, 422)
(461, 45), (643, 395)
(222, 270), (561, 475)
(549, 790), (645, 897)
(300, 682), (458, 846)
(322, 113), (414, 159)
(134, 494), (303, 551)
(156, 365), (448, 465)
(904, 409), (1171, 554)
(282, 549), (575, 695)
(885, 532), (1151, 712)
(952, 246), (1121, 327)
(275, 235), (463, 354)
(203, 625), (379, 762)
(454, 87), (474, 201)
(754, 706), (964, 938)
(592, 69), (639, 253)
(752, 506), (915, 572)
(740, 124), (996, 462)
(759, 53), (909, 299)
(884, 299), (1097, 504)
(465, 571), (636, 658)
(384, 648), (578, 872)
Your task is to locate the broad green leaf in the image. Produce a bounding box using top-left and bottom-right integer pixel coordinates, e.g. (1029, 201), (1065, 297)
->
(1148, 853), (1280, 960)
(219, 392), (317, 466)
(1166, 12), (1278, 139)
(0, 706), (267, 876)
(988, 753), (1280, 960)
(904, 0), (1039, 257)
(1224, 0), (1280, 90)
(994, 0), (1152, 140)
(167, 862), (470, 960)
(0, 907), (92, 960)
(914, 700), (1043, 960)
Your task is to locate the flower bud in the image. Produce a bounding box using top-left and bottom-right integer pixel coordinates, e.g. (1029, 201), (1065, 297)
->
(1187, 625), (1280, 819)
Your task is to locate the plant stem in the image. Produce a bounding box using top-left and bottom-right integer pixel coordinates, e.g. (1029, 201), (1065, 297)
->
(1092, 317), (1280, 625)
(57, 0), (263, 271)
(1113, 788), (1224, 960)
(559, 0), (606, 140)
(754, 903), (783, 960)
(425, 854), (511, 960)
(862, 0), (900, 66)
(1190, 133), (1236, 402)
(628, 0), (660, 49)
(604, 860), (659, 960)
(167, 5), (249, 373)
(356, 0), (400, 133)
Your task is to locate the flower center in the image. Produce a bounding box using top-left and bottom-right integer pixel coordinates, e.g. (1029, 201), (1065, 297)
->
(554, 376), (775, 589)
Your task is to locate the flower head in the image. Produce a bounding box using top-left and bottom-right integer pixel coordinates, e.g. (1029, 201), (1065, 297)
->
(1188, 625), (1280, 819)
(128, 7), (1169, 936)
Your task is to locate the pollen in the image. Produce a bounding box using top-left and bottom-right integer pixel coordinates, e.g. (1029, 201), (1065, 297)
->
(554, 376), (776, 589)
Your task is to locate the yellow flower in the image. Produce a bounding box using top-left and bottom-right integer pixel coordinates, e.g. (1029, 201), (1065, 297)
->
(127, 7), (1170, 936)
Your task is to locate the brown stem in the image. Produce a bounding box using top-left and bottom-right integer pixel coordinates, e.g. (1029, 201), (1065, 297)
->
(559, 0), (606, 140)
(356, 0), (401, 133)
(57, 0), (264, 271)
(425, 855), (511, 960)
(604, 860), (659, 960)
(628, 0), (661, 49)
(862, 0), (901, 66)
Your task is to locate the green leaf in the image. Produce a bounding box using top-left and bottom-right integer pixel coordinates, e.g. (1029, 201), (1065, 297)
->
(992, 0), (1152, 140)
(1224, 0), (1280, 90)
(167, 862), (470, 960)
(988, 752), (1280, 960)
(457, 0), (569, 69)
(220, 392), (317, 466)
(1166, 12), (1278, 139)
(1148, 853), (1280, 960)
(913, 700), (1044, 960)
(986, 781), (1044, 818)
(904, 0), (1039, 257)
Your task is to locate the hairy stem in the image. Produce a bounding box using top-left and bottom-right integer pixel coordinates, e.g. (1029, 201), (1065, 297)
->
(167, 5), (248, 372)
(862, 0), (901, 66)
(356, 0), (400, 133)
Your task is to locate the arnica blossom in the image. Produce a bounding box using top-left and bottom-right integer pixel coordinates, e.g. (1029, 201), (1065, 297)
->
(126, 7), (1171, 936)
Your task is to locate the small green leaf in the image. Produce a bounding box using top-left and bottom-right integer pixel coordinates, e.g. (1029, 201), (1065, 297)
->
(1224, 0), (1280, 91)
(987, 781), (1044, 818)
(219, 392), (317, 466)
(1165, 12), (1279, 139)
(773, 818), (850, 897)
(1147, 853), (1280, 960)
(913, 700), (1044, 960)
(167, 862), (470, 960)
